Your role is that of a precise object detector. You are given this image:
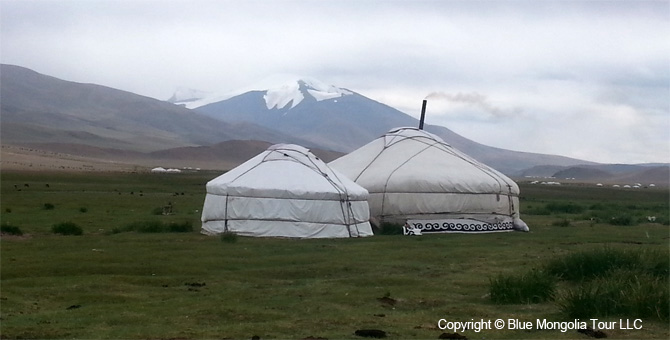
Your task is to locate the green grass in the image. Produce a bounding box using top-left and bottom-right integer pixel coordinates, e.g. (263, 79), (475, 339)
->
(559, 268), (669, 321)
(492, 247), (669, 322)
(545, 202), (585, 214)
(1, 171), (669, 339)
(490, 269), (556, 304)
(520, 183), (669, 227)
(0, 171), (208, 234)
(545, 247), (643, 282)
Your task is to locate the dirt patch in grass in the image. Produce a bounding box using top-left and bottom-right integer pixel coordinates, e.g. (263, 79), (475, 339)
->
(0, 232), (32, 240)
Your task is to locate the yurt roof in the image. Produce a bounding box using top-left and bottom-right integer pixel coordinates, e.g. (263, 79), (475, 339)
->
(330, 127), (518, 195)
(206, 144), (368, 200)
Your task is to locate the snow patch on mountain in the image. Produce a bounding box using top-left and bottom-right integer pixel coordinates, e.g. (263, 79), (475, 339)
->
(304, 78), (353, 101)
(264, 78), (352, 110)
(264, 81), (304, 110)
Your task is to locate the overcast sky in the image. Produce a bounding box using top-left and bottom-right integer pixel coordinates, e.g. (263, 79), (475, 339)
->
(1, 0), (668, 164)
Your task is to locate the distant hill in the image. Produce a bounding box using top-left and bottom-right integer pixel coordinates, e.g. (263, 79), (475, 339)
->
(519, 164), (669, 186)
(612, 166), (669, 186)
(0, 64), (314, 152)
(18, 140), (343, 171)
(517, 165), (568, 178)
(554, 167), (613, 180)
(147, 140), (343, 169)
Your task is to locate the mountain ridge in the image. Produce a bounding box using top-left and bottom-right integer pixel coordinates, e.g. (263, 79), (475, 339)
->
(3, 63), (657, 181)
(190, 78), (596, 174)
(0, 64), (318, 152)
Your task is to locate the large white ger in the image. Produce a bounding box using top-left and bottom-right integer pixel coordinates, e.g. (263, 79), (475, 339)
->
(329, 127), (529, 233)
(201, 144), (373, 238)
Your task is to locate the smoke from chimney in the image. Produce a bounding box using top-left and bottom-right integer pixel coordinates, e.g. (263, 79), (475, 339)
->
(424, 91), (520, 118)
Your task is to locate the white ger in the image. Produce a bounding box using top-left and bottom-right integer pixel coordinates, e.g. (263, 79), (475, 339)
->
(329, 127), (529, 234)
(201, 144), (373, 238)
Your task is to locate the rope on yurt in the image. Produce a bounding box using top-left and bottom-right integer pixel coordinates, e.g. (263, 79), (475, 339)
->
(350, 129), (432, 184)
(395, 131), (513, 193)
(376, 129), (520, 219)
(326, 160), (368, 237)
(279, 146), (365, 237)
(411, 133), (518, 218)
(507, 184), (515, 216)
(227, 145), (320, 185)
(379, 140), (440, 219)
(348, 201), (361, 236)
(224, 194), (229, 232)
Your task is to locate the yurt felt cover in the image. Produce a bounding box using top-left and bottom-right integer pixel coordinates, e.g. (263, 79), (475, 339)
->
(329, 127), (529, 233)
(201, 144), (373, 238)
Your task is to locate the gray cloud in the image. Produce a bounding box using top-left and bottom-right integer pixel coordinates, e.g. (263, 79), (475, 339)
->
(0, 0), (668, 163)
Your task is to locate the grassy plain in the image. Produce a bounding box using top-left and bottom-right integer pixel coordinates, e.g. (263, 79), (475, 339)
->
(1, 171), (668, 339)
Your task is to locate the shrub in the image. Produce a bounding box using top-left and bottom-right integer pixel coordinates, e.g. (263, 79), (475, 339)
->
(79, 207), (88, 213)
(545, 247), (641, 282)
(559, 270), (668, 321)
(377, 222), (404, 235)
(558, 249), (670, 321)
(490, 269), (556, 304)
(551, 219), (571, 227)
(125, 220), (164, 233)
(220, 231), (238, 243)
(52, 222), (83, 235)
(5, 208), (11, 213)
(167, 221), (193, 233)
(123, 220), (193, 233)
(499, 248), (670, 321)
(1, 223), (23, 236)
(43, 203), (55, 210)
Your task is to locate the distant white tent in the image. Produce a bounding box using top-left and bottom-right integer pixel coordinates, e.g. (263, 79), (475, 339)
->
(201, 144), (373, 238)
(151, 167), (182, 173)
(329, 127), (529, 233)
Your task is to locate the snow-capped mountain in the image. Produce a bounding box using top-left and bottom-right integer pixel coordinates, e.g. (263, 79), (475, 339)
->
(187, 77), (594, 174)
(168, 76), (354, 110)
(191, 77), (418, 152)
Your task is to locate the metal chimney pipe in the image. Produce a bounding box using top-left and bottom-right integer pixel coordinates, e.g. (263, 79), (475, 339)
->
(419, 99), (427, 130)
